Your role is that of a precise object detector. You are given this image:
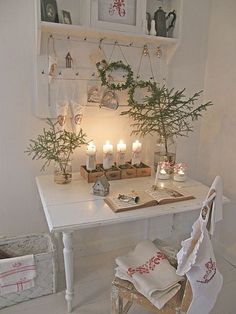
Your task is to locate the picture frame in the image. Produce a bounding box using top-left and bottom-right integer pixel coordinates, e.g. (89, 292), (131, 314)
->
(61, 10), (72, 25)
(41, 0), (59, 23)
(91, 0), (144, 33)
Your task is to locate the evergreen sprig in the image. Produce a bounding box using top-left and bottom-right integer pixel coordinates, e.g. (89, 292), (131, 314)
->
(25, 119), (87, 171)
(121, 83), (213, 154)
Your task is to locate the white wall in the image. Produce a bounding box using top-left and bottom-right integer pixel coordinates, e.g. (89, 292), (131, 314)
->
(0, 0), (211, 255)
(196, 0), (236, 264)
(168, 0), (211, 177)
(0, 0), (48, 235)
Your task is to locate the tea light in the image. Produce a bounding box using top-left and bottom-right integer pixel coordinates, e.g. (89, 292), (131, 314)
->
(116, 140), (126, 166)
(103, 140), (113, 170)
(131, 140), (142, 166)
(157, 162), (170, 180)
(86, 141), (96, 171)
(174, 163), (187, 182)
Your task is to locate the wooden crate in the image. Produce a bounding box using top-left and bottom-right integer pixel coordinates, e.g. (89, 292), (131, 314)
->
(134, 162), (152, 177)
(99, 164), (121, 181)
(80, 165), (104, 183)
(118, 163), (136, 179)
(80, 162), (151, 182)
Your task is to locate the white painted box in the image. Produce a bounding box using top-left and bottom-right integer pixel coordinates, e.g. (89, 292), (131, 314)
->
(0, 234), (56, 309)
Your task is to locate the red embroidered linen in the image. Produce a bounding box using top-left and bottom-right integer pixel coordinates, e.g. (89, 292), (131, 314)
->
(115, 240), (183, 309)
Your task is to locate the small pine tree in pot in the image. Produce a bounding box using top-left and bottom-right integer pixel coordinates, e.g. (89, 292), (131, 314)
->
(121, 82), (213, 168)
(25, 119), (88, 184)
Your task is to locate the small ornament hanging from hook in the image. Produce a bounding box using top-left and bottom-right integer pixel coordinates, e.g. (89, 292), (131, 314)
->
(156, 47), (162, 58)
(65, 52), (73, 68)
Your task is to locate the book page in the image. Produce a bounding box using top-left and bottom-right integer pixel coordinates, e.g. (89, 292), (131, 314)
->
(105, 191), (157, 213)
(147, 187), (194, 205)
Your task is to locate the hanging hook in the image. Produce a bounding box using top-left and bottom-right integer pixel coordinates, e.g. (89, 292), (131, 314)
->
(156, 47), (162, 58)
(143, 45), (149, 56)
(99, 38), (105, 49)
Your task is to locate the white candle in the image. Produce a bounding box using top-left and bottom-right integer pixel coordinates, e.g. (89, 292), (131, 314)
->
(103, 140), (113, 170)
(117, 140), (126, 166)
(103, 140), (113, 154)
(132, 140), (142, 166)
(132, 140), (142, 152)
(86, 142), (96, 171)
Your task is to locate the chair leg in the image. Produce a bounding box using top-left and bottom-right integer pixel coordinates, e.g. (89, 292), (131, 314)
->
(111, 284), (123, 314)
(123, 301), (133, 314)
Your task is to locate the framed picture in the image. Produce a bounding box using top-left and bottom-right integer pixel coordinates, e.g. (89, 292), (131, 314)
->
(91, 0), (144, 33)
(61, 10), (72, 24)
(41, 0), (59, 23)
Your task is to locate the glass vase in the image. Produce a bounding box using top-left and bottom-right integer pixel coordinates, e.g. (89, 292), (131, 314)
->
(154, 136), (176, 171)
(54, 160), (72, 184)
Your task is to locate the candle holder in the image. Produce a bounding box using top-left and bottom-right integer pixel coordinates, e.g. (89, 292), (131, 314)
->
(131, 140), (142, 166)
(86, 142), (96, 171)
(116, 140), (126, 166)
(156, 161), (171, 180)
(103, 141), (113, 170)
(173, 163), (187, 182)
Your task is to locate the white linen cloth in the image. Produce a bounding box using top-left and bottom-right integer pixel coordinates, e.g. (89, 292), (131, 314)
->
(115, 240), (183, 309)
(205, 176), (223, 235)
(0, 254), (36, 296)
(176, 176), (223, 314)
(70, 80), (85, 133)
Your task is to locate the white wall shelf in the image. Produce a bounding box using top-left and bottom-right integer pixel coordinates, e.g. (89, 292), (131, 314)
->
(40, 21), (179, 48)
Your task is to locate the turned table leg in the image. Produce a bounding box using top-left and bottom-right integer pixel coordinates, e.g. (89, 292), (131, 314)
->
(63, 231), (74, 313)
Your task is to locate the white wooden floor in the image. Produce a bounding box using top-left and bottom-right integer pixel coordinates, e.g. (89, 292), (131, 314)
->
(1, 247), (236, 314)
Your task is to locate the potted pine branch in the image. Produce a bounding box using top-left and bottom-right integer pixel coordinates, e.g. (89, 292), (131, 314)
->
(121, 82), (213, 168)
(25, 119), (88, 184)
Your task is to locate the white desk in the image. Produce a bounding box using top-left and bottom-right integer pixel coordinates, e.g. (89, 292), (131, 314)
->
(36, 174), (217, 312)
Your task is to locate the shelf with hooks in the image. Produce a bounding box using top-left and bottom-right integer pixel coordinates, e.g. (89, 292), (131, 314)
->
(40, 21), (178, 48)
(34, 0), (183, 118)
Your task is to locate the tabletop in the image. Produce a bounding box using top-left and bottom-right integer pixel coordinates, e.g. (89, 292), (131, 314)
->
(36, 174), (226, 233)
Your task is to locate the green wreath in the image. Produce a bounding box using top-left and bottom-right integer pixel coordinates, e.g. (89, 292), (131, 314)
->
(128, 80), (155, 106)
(98, 61), (134, 91)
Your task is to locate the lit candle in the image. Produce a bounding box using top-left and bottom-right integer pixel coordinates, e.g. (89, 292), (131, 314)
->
(117, 140), (126, 166)
(157, 162), (170, 180)
(174, 163), (187, 182)
(131, 140), (142, 166)
(103, 140), (113, 170)
(86, 142), (96, 171)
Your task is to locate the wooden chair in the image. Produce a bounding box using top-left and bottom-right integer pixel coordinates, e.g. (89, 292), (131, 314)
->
(111, 245), (192, 314)
(111, 276), (192, 314)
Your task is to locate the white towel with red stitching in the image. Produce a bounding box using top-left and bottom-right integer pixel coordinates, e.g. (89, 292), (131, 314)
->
(0, 254), (36, 295)
(176, 176), (224, 314)
(115, 240), (183, 309)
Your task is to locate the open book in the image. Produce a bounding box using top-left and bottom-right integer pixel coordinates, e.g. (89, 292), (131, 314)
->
(104, 187), (195, 213)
